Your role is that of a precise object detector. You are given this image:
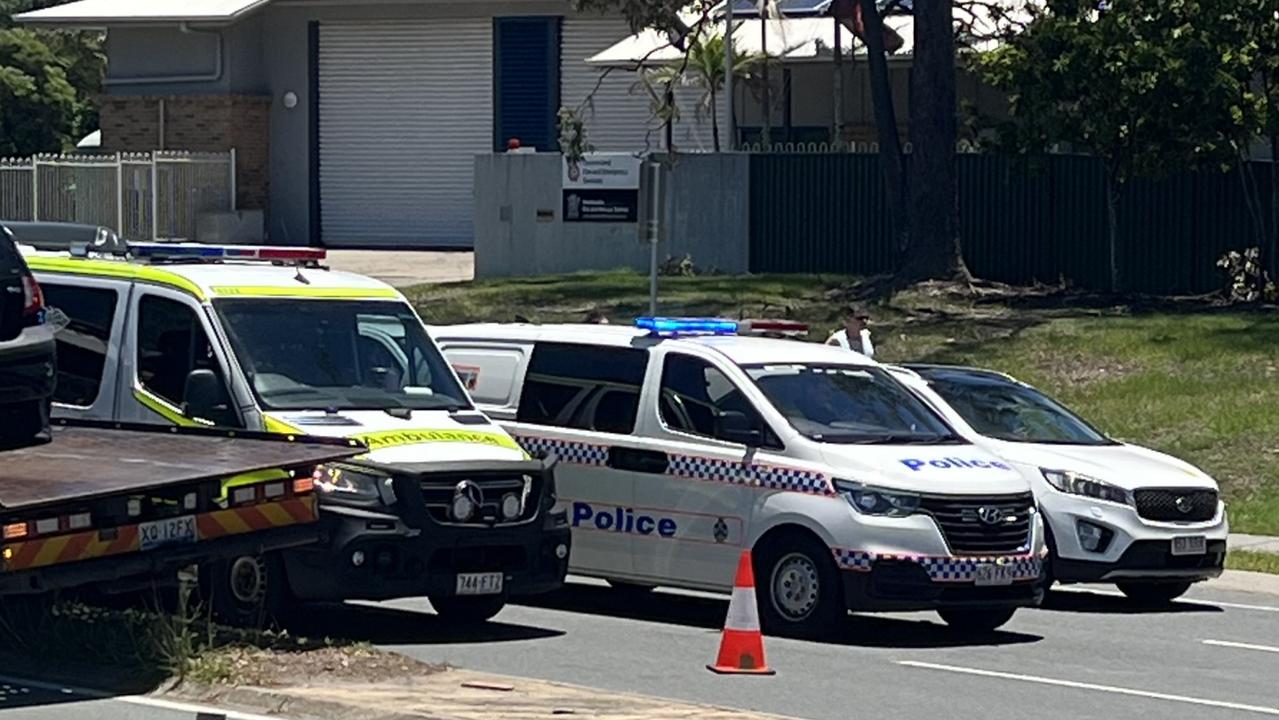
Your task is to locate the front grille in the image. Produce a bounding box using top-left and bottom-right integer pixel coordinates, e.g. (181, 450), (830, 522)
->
(918, 493), (1034, 555)
(420, 475), (537, 526)
(1133, 489), (1218, 523)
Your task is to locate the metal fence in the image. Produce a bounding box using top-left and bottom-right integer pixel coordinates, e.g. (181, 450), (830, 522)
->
(0, 151), (236, 242)
(749, 152), (1277, 294)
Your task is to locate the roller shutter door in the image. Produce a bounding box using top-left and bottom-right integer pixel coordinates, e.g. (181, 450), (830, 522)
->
(317, 21), (492, 248)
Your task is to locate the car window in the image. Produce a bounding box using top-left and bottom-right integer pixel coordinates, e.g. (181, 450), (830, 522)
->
(659, 353), (781, 448)
(41, 283), (116, 407)
(923, 373), (1114, 446)
(137, 295), (240, 427)
(517, 342), (647, 434)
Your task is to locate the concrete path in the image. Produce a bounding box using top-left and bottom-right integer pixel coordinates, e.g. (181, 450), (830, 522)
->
(1231, 533), (1279, 554)
(326, 250), (474, 288)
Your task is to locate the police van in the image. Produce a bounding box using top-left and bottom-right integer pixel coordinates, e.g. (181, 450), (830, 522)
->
(887, 364), (1227, 603)
(433, 318), (1047, 636)
(21, 240), (570, 624)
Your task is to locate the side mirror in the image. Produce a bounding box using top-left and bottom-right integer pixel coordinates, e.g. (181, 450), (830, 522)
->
(715, 410), (762, 447)
(182, 368), (232, 425)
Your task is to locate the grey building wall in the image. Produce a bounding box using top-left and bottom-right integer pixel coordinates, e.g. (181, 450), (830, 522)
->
(473, 152), (749, 277)
(103, 17), (267, 95)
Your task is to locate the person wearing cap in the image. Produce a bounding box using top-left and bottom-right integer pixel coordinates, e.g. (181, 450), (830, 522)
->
(584, 310), (609, 324)
(826, 306), (875, 358)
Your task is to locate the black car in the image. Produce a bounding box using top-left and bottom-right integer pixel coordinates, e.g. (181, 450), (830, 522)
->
(0, 225), (56, 447)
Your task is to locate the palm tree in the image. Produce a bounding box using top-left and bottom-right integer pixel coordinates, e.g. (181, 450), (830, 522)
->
(641, 30), (762, 152)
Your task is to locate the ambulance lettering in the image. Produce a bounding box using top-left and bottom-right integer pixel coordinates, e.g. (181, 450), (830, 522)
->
(571, 502), (677, 538)
(899, 457), (1012, 472)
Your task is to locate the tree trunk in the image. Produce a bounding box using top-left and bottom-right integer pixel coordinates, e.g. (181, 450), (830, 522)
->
(710, 84), (721, 152)
(1272, 134), (1279, 279)
(1105, 171), (1122, 293)
(899, 0), (969, 282)
(856, 0), (908, 255)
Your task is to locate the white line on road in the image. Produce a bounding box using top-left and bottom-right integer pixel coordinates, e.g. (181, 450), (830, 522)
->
(898, 661), (1279, 716)
(0, 673), (283, 720)
(1203, 639), (1279, 654)
(1053, 585), (1279, 613)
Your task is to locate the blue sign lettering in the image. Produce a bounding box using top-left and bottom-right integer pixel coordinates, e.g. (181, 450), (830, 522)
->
(571, 502), (678, 538)
(900, 458), (1012, 472)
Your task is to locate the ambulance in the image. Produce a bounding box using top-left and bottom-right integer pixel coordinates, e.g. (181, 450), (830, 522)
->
(22, 240), (570, 624)
(888, 364), (1227, 603)
(432, 318), (1047, 637)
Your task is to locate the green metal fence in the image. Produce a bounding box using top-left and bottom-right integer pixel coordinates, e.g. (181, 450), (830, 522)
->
(749, 153), (1277, 294)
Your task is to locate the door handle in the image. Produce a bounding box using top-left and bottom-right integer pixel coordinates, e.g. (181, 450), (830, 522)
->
(607, 447), (669, 474)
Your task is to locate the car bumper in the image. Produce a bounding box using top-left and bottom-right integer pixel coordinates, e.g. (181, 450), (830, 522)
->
(841, 558), (1044, 612)
(1053, 538), (1226, 583)
(1042, 492), (1229, 582)
(281, 506), (572, 602)
(0, 334), (55, 406)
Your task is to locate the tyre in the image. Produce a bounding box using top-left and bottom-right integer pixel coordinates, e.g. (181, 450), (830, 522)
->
(1116, 581), (1192, 605)
(201, 554), (291, 629)
(430, 594), (507, 623)
(606, 579), (657, 595)
(754, 533), (845, 639)
(937, 607), (1017, 632)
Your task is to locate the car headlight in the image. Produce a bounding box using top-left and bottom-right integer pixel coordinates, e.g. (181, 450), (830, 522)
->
(834, 479), (921, 518)
(1041, 469), (1131, 505)
(313, 465), (387, 503)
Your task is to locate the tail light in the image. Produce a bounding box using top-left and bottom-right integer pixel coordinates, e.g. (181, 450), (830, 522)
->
(21, 274), (43, 320)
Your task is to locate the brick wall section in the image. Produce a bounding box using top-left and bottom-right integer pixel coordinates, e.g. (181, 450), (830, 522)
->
(98, 94), (272, 212)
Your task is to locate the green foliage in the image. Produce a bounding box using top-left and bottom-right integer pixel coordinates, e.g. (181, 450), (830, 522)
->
(0, 0), (104, 156)
(1217, 247), (1278, 303)
(639, 30), (762, 151)
(975, 0), (1255, 183)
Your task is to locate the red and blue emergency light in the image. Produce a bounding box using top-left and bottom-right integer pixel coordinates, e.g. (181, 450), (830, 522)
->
(129, 242), (327, 264)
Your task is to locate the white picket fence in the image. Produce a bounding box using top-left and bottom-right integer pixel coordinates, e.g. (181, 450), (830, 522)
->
(0, 150), (236, 241)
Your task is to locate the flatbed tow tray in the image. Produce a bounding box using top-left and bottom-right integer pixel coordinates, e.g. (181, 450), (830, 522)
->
(0, 420), (363, 513)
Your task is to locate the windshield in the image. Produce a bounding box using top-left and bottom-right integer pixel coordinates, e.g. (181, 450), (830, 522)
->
(922, 373), (1114, 446)
(744, 364), (963, 444)
(214, 299), (471, 412)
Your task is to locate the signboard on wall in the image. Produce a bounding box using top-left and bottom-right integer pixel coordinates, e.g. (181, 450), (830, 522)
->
(562, 153), (641, 223)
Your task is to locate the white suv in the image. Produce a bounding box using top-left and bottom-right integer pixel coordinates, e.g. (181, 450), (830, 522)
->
(434, 318), (1047, 636)
(892, 364), (1227, 604)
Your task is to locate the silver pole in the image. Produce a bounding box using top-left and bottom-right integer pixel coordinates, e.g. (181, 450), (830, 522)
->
(724, 0), (735, 151)
(646, 159), (662, 315)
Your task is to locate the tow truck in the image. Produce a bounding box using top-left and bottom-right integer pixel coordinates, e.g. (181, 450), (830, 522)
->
(0, 419), (362, 601)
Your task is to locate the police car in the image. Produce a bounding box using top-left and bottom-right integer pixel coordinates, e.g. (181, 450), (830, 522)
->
(21, 239), (570, 624)
(888, 364), (1227, 603)
(432, 317), (1047, 636)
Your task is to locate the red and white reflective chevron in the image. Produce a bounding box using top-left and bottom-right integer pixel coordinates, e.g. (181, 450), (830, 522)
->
(707, 550), (775, 676)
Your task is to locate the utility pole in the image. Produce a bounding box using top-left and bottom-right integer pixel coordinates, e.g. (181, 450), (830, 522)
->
(724, 0), (736, 151)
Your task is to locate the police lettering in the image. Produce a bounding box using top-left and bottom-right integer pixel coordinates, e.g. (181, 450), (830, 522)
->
(900, 457), (1011, 472)
(571, 502), (677, 538)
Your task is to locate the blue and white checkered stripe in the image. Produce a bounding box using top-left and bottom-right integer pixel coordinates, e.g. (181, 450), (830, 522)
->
(831, 548), (1042, 583)
(512, 433), (833, 496)
(514, 434), (609, 467)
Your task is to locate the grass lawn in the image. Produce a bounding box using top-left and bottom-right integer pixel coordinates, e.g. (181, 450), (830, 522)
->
(408, 271), (1279, 535)
(1227, 550), (1279, 575)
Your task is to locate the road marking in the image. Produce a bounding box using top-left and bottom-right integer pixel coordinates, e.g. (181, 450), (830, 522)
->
(1053, 585), (1279, 613)
(1203, 639), (1279, 654)
(0, 673), (281, 720)
(898, 661), (1279, 716)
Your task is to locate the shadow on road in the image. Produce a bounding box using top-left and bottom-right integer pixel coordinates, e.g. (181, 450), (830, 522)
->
(288, 601), (566, 646)
(519, 583), (1042, 649)
(1042, 588), (1224, 615)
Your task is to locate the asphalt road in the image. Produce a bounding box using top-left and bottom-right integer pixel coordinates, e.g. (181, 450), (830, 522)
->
(1, 579), (1275, 719)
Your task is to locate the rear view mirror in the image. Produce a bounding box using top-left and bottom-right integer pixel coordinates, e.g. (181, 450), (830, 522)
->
(183, 369), (234, 426)
(716, 410), (762, 447)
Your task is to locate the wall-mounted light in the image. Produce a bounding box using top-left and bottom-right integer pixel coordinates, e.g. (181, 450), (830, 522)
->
(282, 91), (299, 110)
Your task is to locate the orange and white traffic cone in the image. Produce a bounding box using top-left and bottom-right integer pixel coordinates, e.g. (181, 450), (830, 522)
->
(707, 549), (775, 675)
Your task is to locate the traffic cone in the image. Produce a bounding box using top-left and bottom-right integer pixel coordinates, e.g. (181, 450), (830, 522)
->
(707, 549), (775, 675)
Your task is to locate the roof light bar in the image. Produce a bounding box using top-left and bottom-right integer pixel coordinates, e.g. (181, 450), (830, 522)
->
(129, 243), (327, 264)
(739, 319), (810, 337)
(636, 317), (739, 336)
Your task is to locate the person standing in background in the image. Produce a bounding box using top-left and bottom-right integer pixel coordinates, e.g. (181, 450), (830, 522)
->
(826, 306), (875, 358)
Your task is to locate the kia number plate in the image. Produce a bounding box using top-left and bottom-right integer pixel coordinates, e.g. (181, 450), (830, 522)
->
(455, 572), (504, 596)
(1171, 535), (1207, 556)
(140, 516), (197, 551)
(974, 563), (1015, 587)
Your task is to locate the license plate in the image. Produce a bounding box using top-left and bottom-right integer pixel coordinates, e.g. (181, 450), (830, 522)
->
(974, 563), (1015, 587)
(455, 572), (504, 596)
(1172, 535), (1207, 556)
(139, 515), (197, 551)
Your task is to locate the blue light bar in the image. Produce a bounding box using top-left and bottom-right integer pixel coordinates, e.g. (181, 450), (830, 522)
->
(636, 317), (739, 336)
(128, 243), (327, 263)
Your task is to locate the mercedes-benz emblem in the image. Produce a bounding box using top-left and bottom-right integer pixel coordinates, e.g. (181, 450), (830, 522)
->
(1175, 495), (1194, 514)
(454, 480), (483, 509)
(976, 506), (1005, 525)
